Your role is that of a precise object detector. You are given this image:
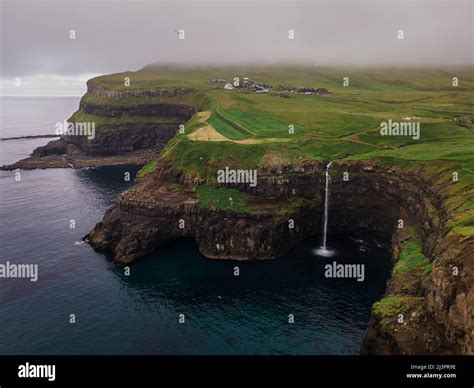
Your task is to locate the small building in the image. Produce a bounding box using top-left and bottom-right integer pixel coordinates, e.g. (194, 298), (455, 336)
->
(224, 83), (234, 90)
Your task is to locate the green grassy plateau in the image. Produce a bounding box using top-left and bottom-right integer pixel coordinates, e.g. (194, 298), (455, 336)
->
(85, 66), (473, 235)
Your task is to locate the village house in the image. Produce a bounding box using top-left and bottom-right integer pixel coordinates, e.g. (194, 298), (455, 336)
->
(216, 76), (330, 96)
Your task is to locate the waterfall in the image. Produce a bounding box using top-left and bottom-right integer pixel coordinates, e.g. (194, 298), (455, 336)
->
(313, 162), (335, 257)
(322, 161), (332, 248)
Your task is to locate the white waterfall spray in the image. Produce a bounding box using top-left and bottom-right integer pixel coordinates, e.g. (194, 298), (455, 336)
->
(314, 162), (336, 257)
(322, 161), (332, 249)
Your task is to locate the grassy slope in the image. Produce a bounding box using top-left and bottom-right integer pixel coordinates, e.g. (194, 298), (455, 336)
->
(393, 227), (432, 276)
(128, 66), (472, 170)
(87, 67), (473, 229)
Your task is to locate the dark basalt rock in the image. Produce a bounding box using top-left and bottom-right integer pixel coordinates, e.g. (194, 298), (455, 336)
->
(86, 82), (191, 98)
(63, 122), (183, 156)
(79, 100), (195, 118)
(31, 139), (67, 157)
(86, 162), (416, 267)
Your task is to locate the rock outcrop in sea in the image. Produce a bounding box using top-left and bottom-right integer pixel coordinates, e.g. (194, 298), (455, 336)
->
(0, 82), (204, 170)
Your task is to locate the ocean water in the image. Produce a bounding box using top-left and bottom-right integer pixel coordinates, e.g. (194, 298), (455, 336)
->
(0, 97), (391, 355)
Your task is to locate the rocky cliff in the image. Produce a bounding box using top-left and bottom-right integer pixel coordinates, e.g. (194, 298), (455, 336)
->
(1, 84), (204, 169)
(86, 158), (473, 355)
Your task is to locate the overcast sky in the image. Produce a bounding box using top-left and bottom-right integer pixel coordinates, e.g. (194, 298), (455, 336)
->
(1, 0), (472, 95)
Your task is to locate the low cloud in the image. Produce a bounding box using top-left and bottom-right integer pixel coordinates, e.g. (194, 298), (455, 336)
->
(1, 0), (472, 90)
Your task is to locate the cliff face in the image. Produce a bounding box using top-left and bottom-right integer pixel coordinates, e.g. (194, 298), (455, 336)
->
(362, 224), (473, 355)
(354, 164), (473, 355)
(87, 161), (403, 262)
(87, 164), (322, 261)
(86, 82), (191, 98)
(86, 159), (473, 355)
(79, 99), (195, 118)
(427, 229), (473, 354)
(63, 122), (181, 156)
(1, 85), (199, 169)
(63, 85), (196, 156)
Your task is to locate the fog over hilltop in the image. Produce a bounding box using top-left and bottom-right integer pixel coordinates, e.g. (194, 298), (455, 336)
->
(1, 0), (472, 95)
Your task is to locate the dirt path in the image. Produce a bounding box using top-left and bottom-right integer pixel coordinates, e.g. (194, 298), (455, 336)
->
(188, 111), (381, 148)
(187, 111), (290, 144)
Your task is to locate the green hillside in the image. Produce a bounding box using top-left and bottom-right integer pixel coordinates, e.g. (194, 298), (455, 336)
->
(86, 66), (473, 237)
